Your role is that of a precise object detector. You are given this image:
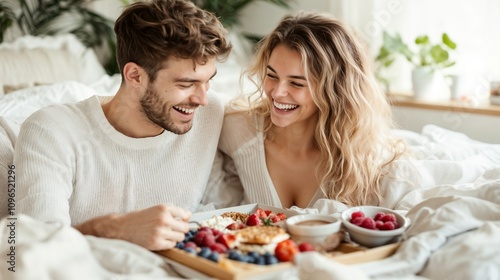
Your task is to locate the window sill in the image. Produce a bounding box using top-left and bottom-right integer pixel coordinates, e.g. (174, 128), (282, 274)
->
(388, 93), (500, 117)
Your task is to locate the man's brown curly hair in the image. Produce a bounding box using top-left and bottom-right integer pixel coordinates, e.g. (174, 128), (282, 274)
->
(114, 0), (232, 81)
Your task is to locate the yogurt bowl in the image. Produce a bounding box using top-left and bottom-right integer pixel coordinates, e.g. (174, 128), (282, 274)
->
(286, 214), (341, 245)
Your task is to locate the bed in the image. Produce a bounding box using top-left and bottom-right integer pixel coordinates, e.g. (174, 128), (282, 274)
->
(1, 34), (499, 280)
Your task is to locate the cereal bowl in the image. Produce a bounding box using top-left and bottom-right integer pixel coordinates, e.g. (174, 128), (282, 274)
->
(341, 206), (408, 248)
(286, 214), (341, 245)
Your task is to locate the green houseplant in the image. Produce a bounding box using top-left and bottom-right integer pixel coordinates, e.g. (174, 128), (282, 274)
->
(375, 31), (457, 99)
(0, 0), (117, 74)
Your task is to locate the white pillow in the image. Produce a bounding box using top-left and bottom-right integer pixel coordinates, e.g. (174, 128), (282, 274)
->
(0, 81), (99, 121)
(0, 34), (106, 93)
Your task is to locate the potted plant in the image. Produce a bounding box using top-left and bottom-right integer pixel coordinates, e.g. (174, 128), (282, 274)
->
(375, 31), (457, 100)
(191, 0), (291, 65)
(0, 0), (117, 74)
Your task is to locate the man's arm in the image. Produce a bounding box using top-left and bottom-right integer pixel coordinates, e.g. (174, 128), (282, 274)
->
(75, 204), (191, 251)
(16, 112), (76, 225)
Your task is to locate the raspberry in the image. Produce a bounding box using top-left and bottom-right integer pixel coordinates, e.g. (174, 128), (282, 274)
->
(351, 217), (364, 226)
(360, 217), (376, 229)
(209, 242), (228, 253)
(375, 220), (384, 229)
(202, 234), (216, 247)
(193, 230), (211, 246)
(184, 241), (197, 250)
(198, 227), (212, 232)
(210, 228), (222, 237)
(298, 242), (316, 252)
(351, 211), (365, 220)
(379, 221), (396, 230)
(374, 212), (386, 221)
(380, 213), (396, 223)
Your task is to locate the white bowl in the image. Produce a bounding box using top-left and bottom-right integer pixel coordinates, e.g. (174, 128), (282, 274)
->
(286, 214), (341, 245)
(341, 206), (408, 248)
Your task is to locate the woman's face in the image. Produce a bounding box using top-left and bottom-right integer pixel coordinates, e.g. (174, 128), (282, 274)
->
(264, 44), (318, 128)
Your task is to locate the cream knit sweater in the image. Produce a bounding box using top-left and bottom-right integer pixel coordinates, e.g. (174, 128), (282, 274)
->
(16, 94), (224, 226)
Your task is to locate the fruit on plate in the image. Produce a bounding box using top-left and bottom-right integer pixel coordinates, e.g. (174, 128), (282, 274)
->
(350, 211), (399, 230)
(274, 239), (299, 262)
(298, 242), (316, 252)
(246, 213), (264, 226)
(174, 208), (291, 265)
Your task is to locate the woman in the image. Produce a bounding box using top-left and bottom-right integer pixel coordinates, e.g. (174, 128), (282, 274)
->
(219, 12), (407, 210)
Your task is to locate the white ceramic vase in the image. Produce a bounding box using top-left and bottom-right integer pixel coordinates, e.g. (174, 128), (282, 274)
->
(411, 67), (442, 100)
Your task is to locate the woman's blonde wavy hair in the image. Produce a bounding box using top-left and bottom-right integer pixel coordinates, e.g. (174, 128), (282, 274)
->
(234, 11), (406, 206)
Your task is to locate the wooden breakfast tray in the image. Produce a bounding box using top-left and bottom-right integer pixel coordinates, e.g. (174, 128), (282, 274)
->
(157, 203), (400, 279)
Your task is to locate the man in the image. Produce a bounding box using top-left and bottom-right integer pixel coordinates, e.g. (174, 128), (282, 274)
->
(16, 0), (232, 251)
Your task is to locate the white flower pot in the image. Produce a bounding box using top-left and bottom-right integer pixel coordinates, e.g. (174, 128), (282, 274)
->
(411, 67), (442, 100)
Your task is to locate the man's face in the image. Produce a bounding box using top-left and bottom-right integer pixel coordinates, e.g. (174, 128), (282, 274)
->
(140, 57), (217, 135)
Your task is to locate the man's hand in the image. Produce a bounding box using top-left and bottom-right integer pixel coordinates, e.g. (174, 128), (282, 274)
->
(75, 204), (191, 251)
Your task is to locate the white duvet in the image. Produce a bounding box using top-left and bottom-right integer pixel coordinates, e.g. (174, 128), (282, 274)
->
(1, 78), (499, 279)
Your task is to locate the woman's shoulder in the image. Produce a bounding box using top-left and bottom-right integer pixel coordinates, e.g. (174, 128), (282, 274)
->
(220, 110), (262, 154)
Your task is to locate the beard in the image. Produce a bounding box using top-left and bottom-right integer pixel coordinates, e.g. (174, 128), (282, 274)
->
(140, 84), (192, 135)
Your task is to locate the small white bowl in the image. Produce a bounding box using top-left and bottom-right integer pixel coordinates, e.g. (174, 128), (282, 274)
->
(341, 206), (408, 248)
(286, 214), (341, 245)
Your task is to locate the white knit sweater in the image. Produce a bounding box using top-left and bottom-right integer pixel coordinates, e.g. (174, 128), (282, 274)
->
(219, 112), (324, 208)
(16, 93), (224, 226)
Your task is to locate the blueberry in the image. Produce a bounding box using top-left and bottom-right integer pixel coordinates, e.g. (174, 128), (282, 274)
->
(197, 247), (212, 259)
(185, 231), (194, 241)
(265, 255), (278, 265)
(254, 256), (266, 265)
(208, 252), (219, 262)
(175, 242), (185, 249)
(248, 251), (260, 259)
(228, 251), (241, 260)
(246, 255), (256, 264)
(183, 247), (196, 254)
(238, 254), (250, 263)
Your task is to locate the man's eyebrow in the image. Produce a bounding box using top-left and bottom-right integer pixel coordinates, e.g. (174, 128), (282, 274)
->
(173, 70), (217, 83)
(267, 65), (306, 80)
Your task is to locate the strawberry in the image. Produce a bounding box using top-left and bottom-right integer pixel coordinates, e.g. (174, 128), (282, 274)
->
(255, 208), (268, 218)
(216, 233), (236, 249)
(246, 213), (263, 226)
(275, 239), (299, 262)
(298, 242), (316, 252)
(264, 210), (273, 216)
(276, 213), (287, 221)
(225, 222), (246, 230)
(270, 214), (281, 223)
